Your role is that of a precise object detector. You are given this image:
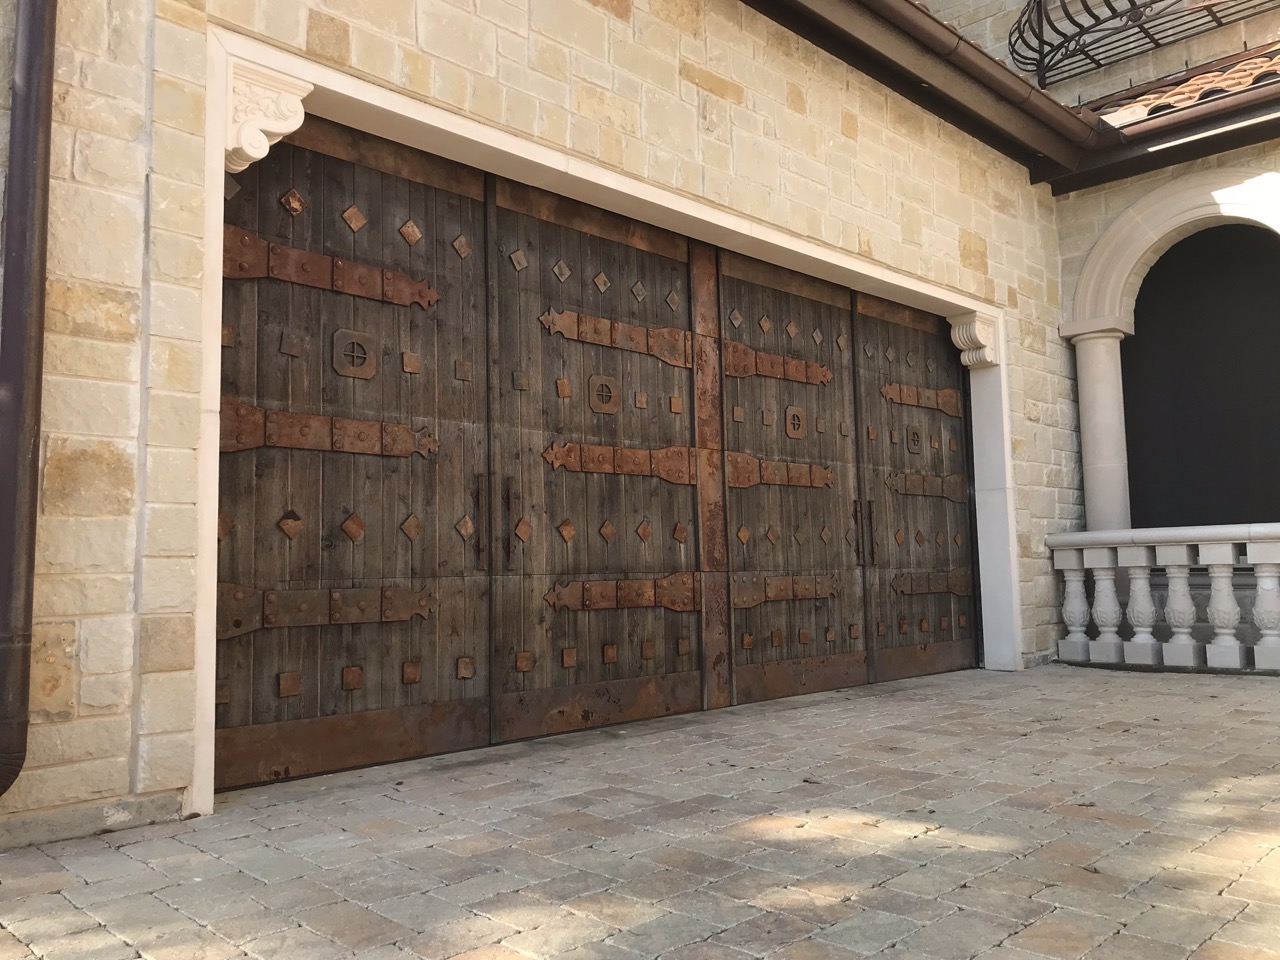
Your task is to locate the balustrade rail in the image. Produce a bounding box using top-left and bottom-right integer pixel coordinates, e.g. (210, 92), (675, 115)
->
(1045, 525), (1280, 671)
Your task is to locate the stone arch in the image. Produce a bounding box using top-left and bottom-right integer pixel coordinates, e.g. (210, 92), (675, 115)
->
(1067, 167), (1280, 339)
(1064, 166), (1280, 532)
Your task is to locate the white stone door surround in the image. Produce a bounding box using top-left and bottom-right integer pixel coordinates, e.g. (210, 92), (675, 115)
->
(1067, 167), (1280, 532)
(195, 28), (1024, 813)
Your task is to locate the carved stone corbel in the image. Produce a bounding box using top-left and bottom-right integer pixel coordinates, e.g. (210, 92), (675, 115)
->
(226, 59), (313, 173)
(948, 312), (1000, 368)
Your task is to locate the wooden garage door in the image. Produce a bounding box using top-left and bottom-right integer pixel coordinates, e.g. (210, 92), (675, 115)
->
(215, 120), (979, 789)
(486, 181), (706, 741)
(215, 123), (492, 788)
(854, 295), (979, 681)
(719, 255), (869, 702)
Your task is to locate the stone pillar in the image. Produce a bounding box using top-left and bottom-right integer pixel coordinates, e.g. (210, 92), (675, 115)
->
(1072, 330), (1131, 532)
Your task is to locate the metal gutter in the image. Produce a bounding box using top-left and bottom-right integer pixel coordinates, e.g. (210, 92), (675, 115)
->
(0, 0), (60, 799)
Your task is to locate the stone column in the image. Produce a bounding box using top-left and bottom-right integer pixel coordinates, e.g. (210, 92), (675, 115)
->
(1072, 330), (1131, 532)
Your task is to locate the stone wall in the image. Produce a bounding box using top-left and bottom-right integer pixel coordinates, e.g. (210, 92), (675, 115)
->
(0, 0), (207, 844)
(3, 0), (1080, 839)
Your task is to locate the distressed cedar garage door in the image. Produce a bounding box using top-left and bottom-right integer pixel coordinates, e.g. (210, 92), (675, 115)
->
(215, 120), (978, 789)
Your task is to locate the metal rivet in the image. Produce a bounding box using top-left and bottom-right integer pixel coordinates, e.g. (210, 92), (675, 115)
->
(264, 615), (276, 625)
(266, 592), (277, 602)
(358, 601), (367, 611)
(265, 433), (277, 443)
(236, 433), (245, 443)
(267, 413), (278, 422)
(332, 591), (341, 599)
(233, 590), (243, 600)
(384, 590), (393, 599)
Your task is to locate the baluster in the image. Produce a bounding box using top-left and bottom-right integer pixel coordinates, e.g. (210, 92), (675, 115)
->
(1158, 544), (1204, 668)
(1248, 542), (1280, 670)
(1085, 547), (1122, 663)
(1055, 549), (1089, 662)
(1119, 545), (1159, 665)
(1201, 544), (1245, 669)
(1250, 563), (1280, 671)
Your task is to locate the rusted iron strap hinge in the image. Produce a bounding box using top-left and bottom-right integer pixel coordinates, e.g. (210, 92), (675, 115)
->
(221, 399), (440, 459)
(543, 442), (833, 490)
(217, 583), (436, 640)
(544, 572), (700, 613)
(880, 382), (962, 417)
(730, 573), (840, 609)
(539, 307), (692, 369)
(223, 224), (440, 310)
(885, 472), (968, 503)
(725, 451), (835, 489)
(890, 568), (973, 597)
(542, 442), (696, 484)
(722, 339), (832, 385)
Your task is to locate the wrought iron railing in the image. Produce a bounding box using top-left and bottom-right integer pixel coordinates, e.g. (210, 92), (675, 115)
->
(1009, 0), (1280, 86)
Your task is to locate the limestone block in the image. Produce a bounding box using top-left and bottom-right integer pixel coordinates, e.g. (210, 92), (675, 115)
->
(82, 60), (148, 104)
(139, 671), (196, 734)
(44, 335), (137, 385)
(585, 0), (633, 19)
(148, 281), (202, 341)
(107, 0), (150, 69)
(530, 0), (606, 62)
(144, 448), (198, 504)
(0, 758), (129, 815)
(154, 19), (207, 83)
(145, 391), (200, 448)
(52, 83), (145, 144)
(262, 0), (307, 49)
(307, 10), (353, 67)
(351, 28), (398, 82)
(80, 616), (136, 675)
(42, 436), (136, 516)
(41, 377), (140, 438)
(150, 176), (204, 237)
(153, 75), (204, 136)
(140, 614), (196, 672)
(136, 732), (195, 792)
(26, 715), (132, 766)
(35, 517), (136, 575)
(47, 181), (144, 286)
(651, 0), (705, 38)
(572, 84), (639, 137)
(55, 0), (110, 57)
(150, 229), (203, 286)
(79, 672), (132, 715)
(30, 621), (77, 721)
(147, 337), (201, 395)
(325, 0), (415, 40)
(641, 87), (697, 159)
(144, 503), (198, 557)
(32, 574), (134, 620)
(45, 279), (141, 343)
(139, 557), (197, 613)
(151, 126), (204, 185)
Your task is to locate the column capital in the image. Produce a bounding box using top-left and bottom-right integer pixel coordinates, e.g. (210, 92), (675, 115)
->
(226, 58), (313, 174)
(1061, 314), (1132, 341)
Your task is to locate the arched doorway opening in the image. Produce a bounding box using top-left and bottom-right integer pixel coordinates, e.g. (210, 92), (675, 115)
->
(1123, 224), (1280, 528)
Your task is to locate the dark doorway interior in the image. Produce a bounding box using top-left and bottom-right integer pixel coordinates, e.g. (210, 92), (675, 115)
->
(1124, 224), (1280, 527)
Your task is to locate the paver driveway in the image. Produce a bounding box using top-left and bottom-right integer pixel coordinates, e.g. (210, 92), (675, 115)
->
(2, 665), (1279, 960)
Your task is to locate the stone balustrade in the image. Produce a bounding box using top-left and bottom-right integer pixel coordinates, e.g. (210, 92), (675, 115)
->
(1046, 524), (1280, 671)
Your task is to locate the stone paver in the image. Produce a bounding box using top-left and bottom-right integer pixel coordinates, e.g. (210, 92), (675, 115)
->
(1, 666), (1278, 959)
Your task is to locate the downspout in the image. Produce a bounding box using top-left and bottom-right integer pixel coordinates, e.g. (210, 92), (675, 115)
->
(0, 0), (60, 798)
